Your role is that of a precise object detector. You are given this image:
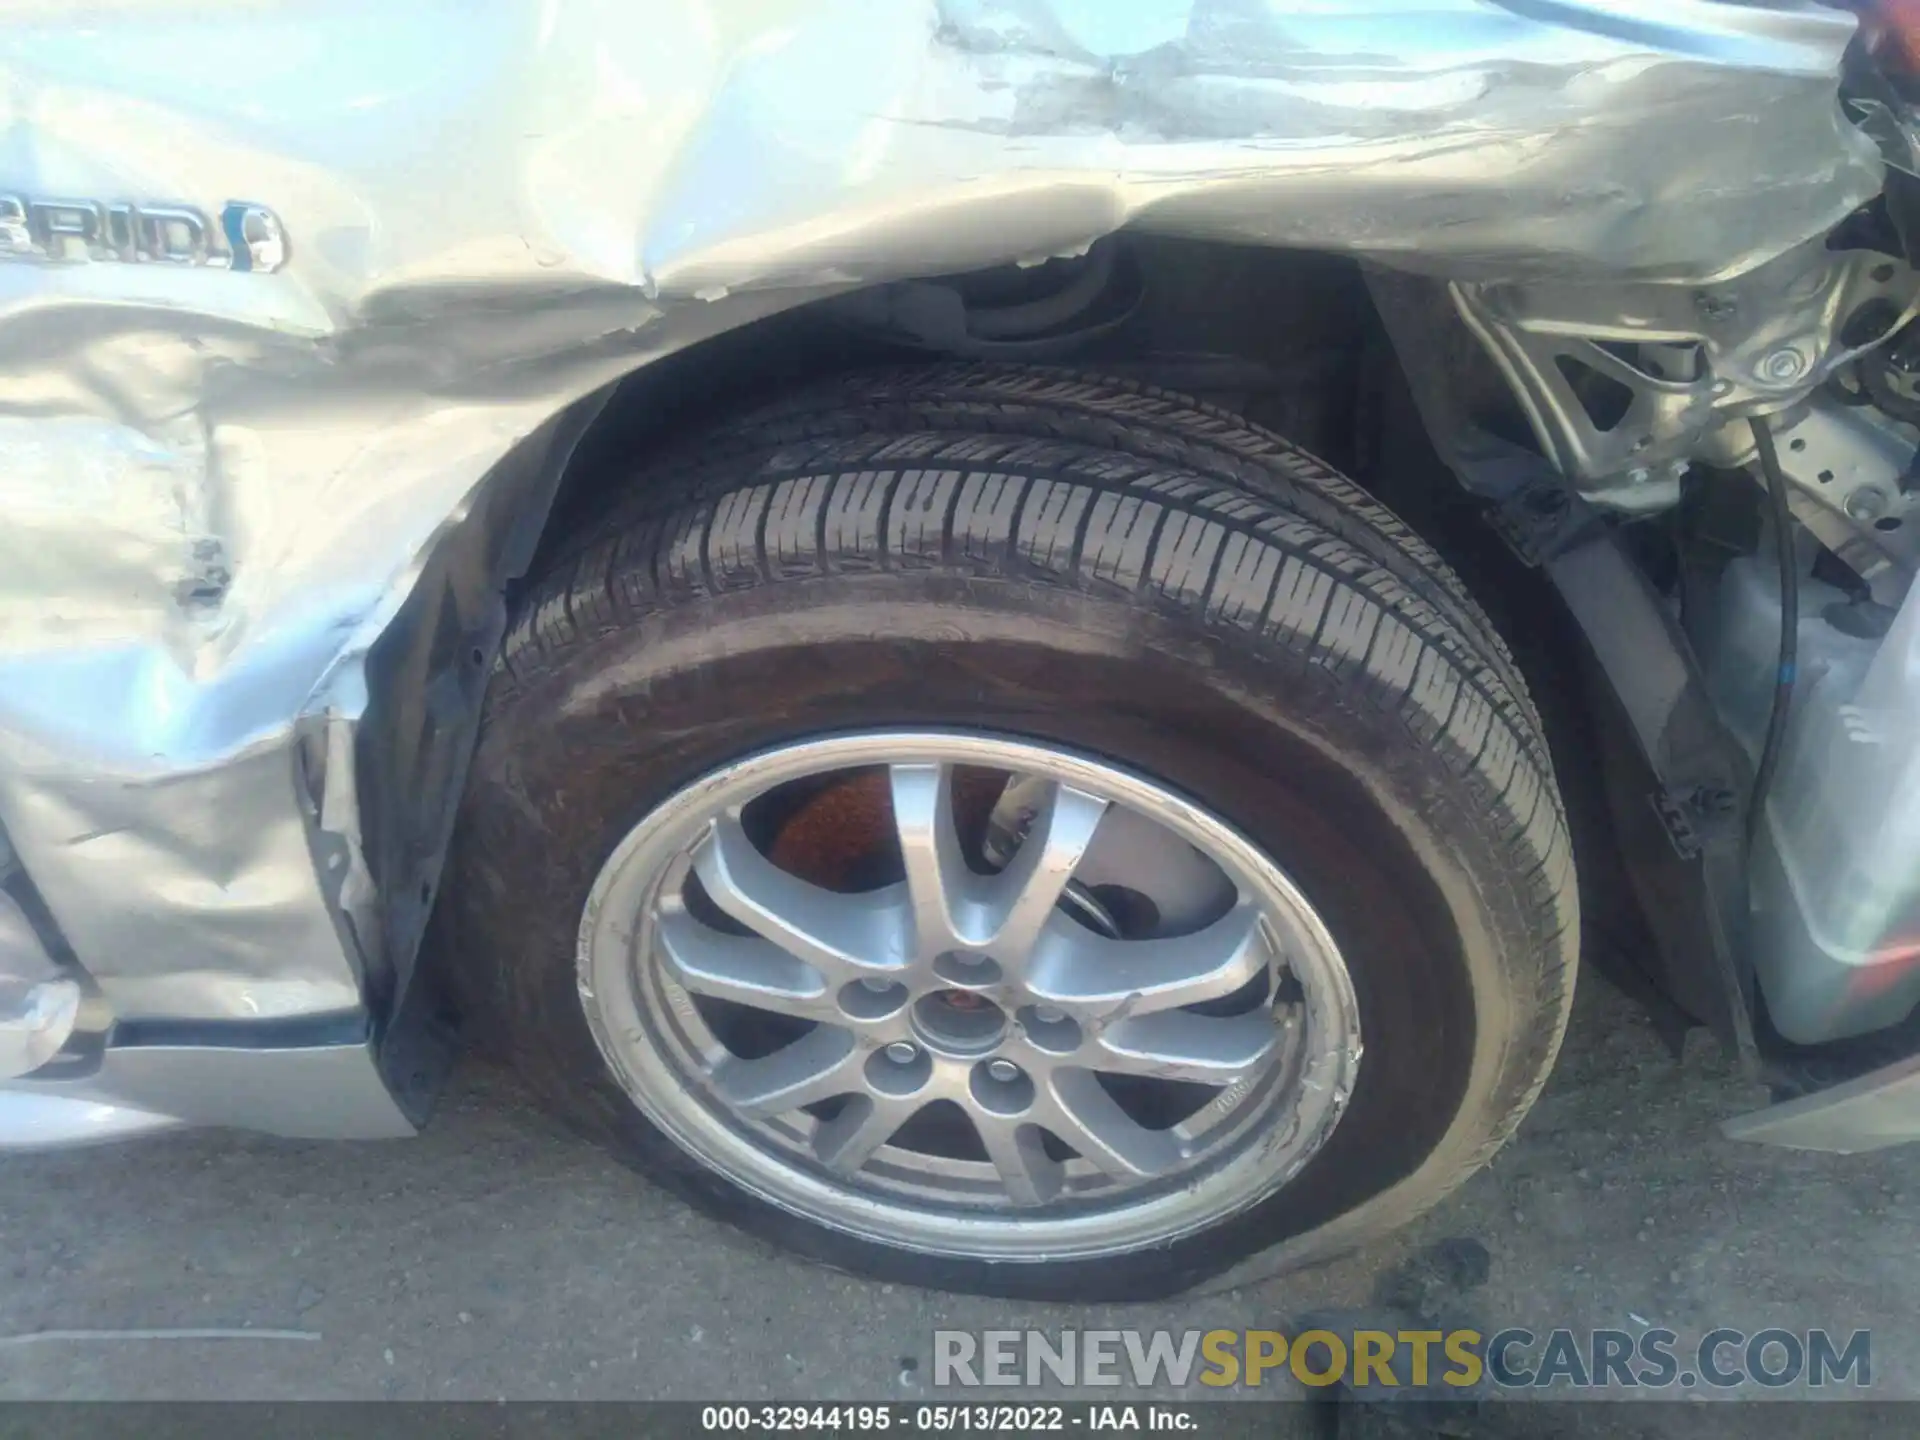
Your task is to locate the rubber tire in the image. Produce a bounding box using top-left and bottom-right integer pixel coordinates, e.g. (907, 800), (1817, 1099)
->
(441, 364), (1579, 1301)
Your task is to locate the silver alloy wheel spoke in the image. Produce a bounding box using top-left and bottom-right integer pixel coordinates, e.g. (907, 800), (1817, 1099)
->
(581, 731), (1362, 1261)
(692, 815), (906, 982)
(1039, 1068), (1184, 1179)
(975, 780), (1111, 956)
(890, 764), (1111, 955)
(814, 1094), (920, 1173)
(975, 1115), (1063, 1206)
(658, 908), (837, 1021)
(1095, 1010), (1280, 1083)
(713, 1025), (859, 1113)
(1025, 907), (1271, 1015)
(889, 763), (974, 955)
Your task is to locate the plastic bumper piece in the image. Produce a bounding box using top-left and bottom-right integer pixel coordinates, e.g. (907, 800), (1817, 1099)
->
(0, 1027), (418, 1151)
(1724, 1055), (1920, 1153)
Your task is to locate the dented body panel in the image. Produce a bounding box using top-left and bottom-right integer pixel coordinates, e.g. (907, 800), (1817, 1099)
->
(0, 0), (1888, 1140)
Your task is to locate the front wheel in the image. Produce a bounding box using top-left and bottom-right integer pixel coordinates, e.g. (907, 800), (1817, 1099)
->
(443, 366), (1578, 1300)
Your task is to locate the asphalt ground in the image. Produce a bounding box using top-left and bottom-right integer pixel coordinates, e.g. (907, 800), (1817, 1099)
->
(2, 970), (1914, 1435)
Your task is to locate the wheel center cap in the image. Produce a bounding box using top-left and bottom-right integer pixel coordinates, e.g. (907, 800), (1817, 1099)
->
(910, 989), (1009, 1057)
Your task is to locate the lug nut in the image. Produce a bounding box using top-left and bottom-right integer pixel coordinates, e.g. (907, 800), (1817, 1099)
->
(858, 977), (894, 993)
(884, 1042), (919, 1065)
(987, 1059), (1021, 1083)
(1033, 1006), (1065, 1024)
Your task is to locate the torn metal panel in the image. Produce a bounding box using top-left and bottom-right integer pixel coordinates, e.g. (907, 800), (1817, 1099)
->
(0, 1), (1886, 1123)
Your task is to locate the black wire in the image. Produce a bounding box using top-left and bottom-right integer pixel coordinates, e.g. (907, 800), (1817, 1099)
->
(1746, 418), (1799, 851)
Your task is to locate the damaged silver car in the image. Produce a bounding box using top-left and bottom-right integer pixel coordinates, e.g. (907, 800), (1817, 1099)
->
(4, 0), (1919, 1299)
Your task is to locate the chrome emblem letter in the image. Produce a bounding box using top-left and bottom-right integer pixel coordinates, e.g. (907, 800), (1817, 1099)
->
(0, 192), (287, 273)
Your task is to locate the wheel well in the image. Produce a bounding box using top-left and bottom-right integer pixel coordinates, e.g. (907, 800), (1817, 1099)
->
(527, 237), (1384, 577)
